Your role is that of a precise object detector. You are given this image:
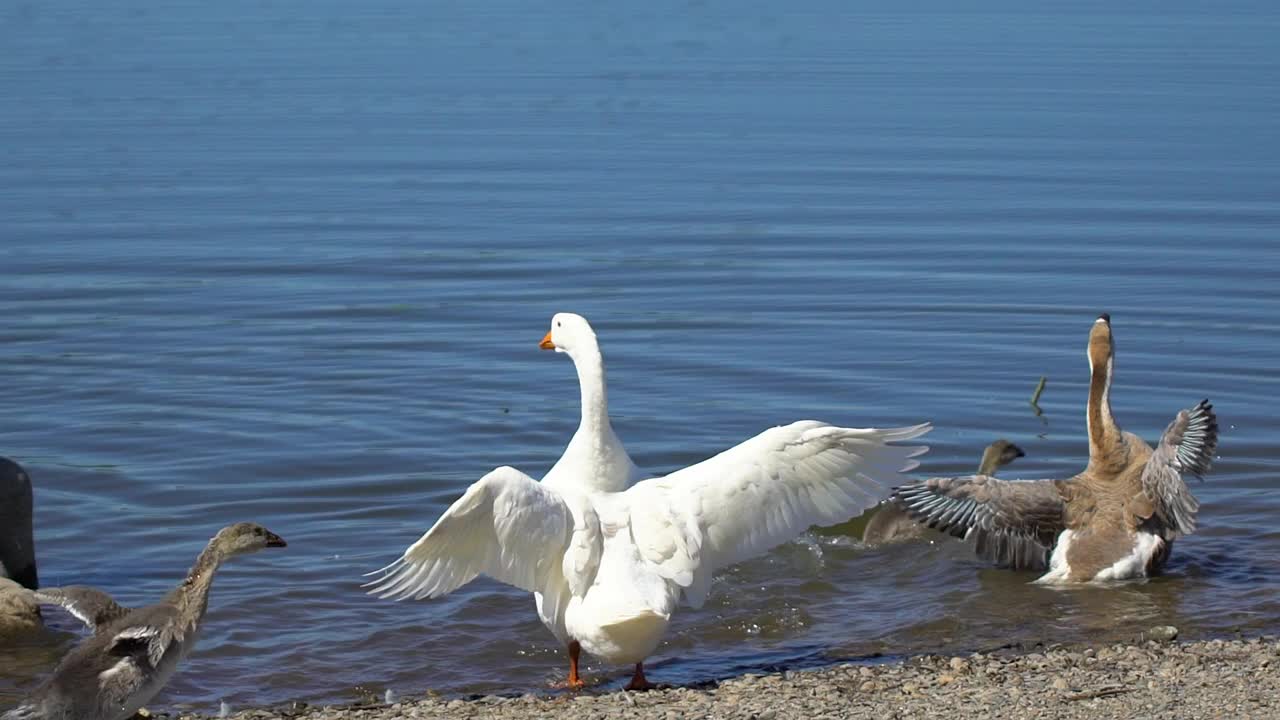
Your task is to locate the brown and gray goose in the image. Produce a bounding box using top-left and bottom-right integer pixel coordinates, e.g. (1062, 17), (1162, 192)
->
(2, 523), (286, 720)
(861, 439), (1025, 544)
(891, 315), (1218, 582)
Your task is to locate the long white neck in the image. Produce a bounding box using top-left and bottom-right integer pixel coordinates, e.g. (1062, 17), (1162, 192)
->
(569, 344), (610, 440)
(543, 339), (638, 493)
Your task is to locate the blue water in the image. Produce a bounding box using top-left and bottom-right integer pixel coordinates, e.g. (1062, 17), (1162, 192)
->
(2, 0), (1278, 712)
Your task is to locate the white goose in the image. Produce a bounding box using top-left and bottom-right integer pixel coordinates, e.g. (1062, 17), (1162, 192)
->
(369, 320), (930, 690)
(534, 314), (645, 686)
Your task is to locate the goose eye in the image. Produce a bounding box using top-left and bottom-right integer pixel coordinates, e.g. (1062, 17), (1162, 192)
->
(556, 321), (561, 327)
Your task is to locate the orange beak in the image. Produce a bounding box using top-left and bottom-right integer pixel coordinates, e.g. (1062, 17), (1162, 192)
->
(539, 331), (555, 350)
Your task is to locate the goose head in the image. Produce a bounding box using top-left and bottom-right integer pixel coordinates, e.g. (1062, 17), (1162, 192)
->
(978, 439), (1026, 475)
(540, 313), (599, 358)
(1087, 313), (1114, 377)
(0, 458), (38, 590)
(210, 522), (287, 558)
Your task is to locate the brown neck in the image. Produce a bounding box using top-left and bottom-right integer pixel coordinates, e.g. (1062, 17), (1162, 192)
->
(175, 544), (223, 624)
(977, 446), (1001, 475)
(1086, 349), (1122, 466)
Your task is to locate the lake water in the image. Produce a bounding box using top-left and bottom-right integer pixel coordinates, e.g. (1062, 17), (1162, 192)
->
(1, 0), (1278, 712)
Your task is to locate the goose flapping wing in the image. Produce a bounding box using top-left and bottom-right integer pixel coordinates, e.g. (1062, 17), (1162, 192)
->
(33, 586), (128, 632)
(365, 466), (600, 609)
(1140, 399), (1218, 536)
(624, 421), (931, 608)
(106, 605), (183, 668)
(892, 474), (1066, 571)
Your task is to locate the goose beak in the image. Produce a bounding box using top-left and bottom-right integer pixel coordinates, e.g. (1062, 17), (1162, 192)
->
(539, 332), (556, 350)
(265, 532), (288, 548)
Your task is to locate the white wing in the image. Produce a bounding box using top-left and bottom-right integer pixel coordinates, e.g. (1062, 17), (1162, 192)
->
(625, 420), (930, 607)
(365, 466), (593, 605)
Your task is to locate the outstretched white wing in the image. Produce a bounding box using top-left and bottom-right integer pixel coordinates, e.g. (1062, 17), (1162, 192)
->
(365, 466), (588, 603)
(626, 421), (930, 607)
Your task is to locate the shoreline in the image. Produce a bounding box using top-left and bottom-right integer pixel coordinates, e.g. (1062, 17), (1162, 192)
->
(165, 634), (1279, 719)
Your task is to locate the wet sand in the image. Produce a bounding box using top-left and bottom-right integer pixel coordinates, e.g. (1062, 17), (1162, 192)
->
(165, 634), (1277, 720)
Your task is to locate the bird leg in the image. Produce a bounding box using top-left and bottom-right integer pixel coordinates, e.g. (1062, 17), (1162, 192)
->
(565, 640), (585, 690)
(624, 662), (654, 691)
(548, 641), (587, 689)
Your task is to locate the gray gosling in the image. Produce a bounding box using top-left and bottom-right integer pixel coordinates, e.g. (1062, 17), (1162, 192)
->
(2, 523), (286, 720)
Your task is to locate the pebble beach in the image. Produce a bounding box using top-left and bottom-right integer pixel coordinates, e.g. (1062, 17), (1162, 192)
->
(167, 635), (1278, 720)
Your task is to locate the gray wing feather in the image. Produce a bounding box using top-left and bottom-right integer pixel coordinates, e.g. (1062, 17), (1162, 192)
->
(1141, 399), (1218, 536)
(892, 475), (1066, 571)
(33, 585), (129, 632)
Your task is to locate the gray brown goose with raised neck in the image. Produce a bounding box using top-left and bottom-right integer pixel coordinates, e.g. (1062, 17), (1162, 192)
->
(2, 523), (286, 720)
(891, 315), (1218, 582)
(861, 439), (1025, 544)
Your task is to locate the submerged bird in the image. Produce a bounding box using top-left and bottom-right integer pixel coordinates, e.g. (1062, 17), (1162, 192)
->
(0, 459), (132, 638)
(0, 458), (38, 592)
(368, 316), (930, 689)
(0, 458), (43, 636)
(3, 523), (287, 720)
(861, 439), (1025, 545)
(892, 315), (1218, 582)
(0, 577), (41, 636)
(536, 313), (646, 686)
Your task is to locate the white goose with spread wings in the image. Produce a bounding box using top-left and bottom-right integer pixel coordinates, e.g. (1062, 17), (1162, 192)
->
(533, 313), (646, 685)
(369, 418), (929, 688)
(891, 315), (1218, 582)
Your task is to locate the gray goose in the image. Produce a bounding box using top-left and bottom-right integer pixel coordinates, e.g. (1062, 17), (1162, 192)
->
(2, 523), (286, 720)
(892, 315), (1218, 582)
(861, 439), (1025, 544)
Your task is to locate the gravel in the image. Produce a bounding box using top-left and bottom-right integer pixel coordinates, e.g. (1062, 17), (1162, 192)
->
(161, 636), (1279, 720)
